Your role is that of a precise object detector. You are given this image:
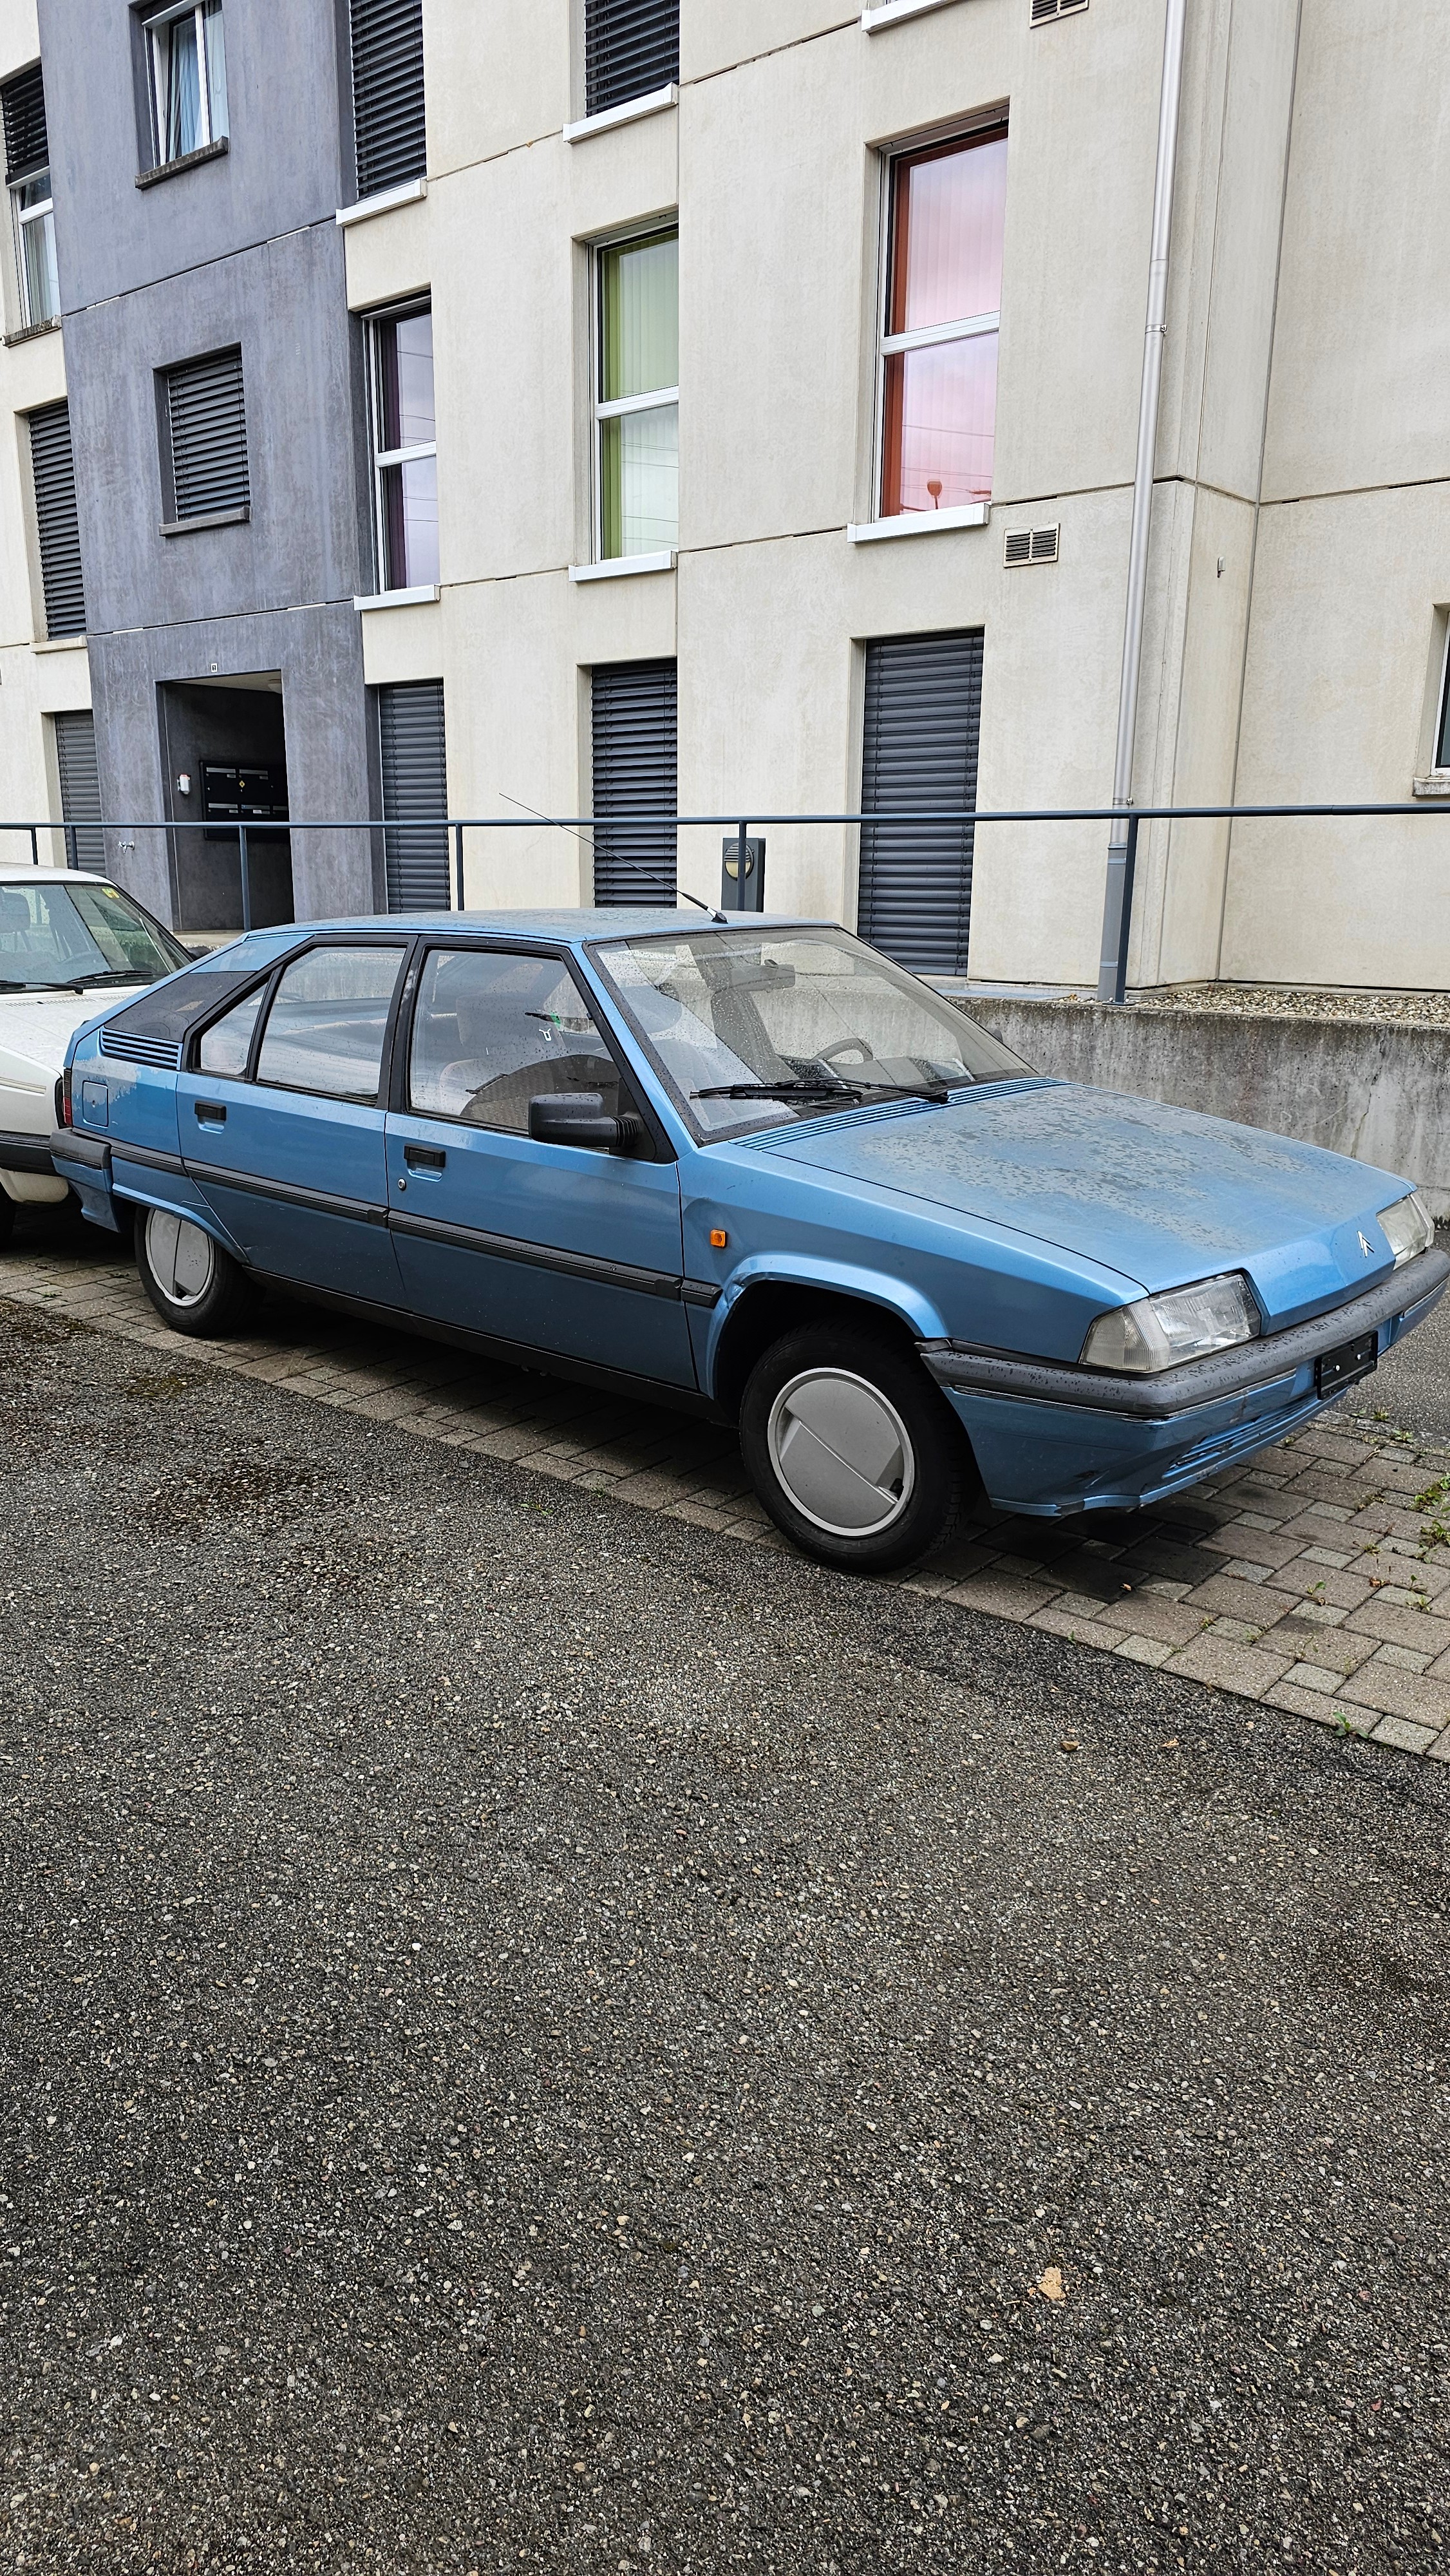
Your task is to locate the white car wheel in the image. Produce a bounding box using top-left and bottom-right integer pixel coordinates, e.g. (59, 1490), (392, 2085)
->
(766, 1366), (917, 1539)
(144, 1208), (218, 1309)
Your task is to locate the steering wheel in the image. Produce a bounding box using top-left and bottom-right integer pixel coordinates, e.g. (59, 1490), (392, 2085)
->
(817, 1035), (876, 1068)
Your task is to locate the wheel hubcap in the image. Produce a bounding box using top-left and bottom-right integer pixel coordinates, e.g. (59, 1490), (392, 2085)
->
(766, 1367), (916, 1538)
(146, 1209), (216, 1307)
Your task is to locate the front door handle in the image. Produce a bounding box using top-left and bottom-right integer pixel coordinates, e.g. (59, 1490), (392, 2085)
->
(194, 1100), (227, 1128)
(404, 1143), (446, 1171)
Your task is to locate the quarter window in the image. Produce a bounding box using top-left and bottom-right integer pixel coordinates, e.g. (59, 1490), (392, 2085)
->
(409, 949), (624, 1133)
(144, 1), (229, 165)
(2, 64), (56, 330)
(255, 945), (406, 1103)
(878, 128), (1007, 519)
(368, 304), (437, 590)
(596, 229), (677, 561)
(197, 985), (265, 1077)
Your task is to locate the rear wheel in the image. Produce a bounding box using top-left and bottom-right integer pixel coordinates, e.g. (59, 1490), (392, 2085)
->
(739, 1319), (972, 1573)
(136, 1205), (256, 1337)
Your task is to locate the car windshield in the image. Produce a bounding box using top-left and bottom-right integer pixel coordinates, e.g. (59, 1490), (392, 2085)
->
(592, 924), (1029, 1141)
(0, 876), (190, 991)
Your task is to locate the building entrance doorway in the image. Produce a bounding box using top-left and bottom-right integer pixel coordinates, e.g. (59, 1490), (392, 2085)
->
(159, 676), (294, 933)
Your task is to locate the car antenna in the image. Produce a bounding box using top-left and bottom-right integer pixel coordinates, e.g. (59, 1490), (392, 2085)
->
(497, 787), (597, 852)
(677, 886), (730, 925)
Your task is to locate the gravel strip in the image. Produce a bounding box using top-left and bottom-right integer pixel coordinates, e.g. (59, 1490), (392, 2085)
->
(1044, 987), (1450, 1029)
(3, 1302), (1449, 2573)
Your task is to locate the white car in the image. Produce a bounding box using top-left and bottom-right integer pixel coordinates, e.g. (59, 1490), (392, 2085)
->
(0, 866), (194, 1245)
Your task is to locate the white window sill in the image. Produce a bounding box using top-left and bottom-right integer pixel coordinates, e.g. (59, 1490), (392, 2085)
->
(847, 503), (989, 544)
(563, 84), (677, 144)
(336, 176), (428, 228)
(33, 634), (87, 653)
(1411, 774), (1450, 799)
(569, 551), (676, 584)
(863, 0), (963, 27)
(353, 583), (440, 611)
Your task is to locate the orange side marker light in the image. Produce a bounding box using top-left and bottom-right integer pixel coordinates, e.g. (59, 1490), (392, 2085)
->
(710, 1228), (728, 1249)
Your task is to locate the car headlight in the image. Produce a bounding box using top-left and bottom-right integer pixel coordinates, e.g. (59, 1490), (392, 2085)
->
(1080, 1271), (1262, 1374)
(1379, 1191), (1435, 1269)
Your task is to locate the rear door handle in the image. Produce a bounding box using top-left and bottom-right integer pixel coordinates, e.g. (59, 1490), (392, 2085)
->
(404, 1143), (446, 1171)
(194, 1100), (227, 1128)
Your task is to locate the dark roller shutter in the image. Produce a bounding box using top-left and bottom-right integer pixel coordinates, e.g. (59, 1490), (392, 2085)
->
(585, 0), (679, 118)
(378, 679), (448, 912)
(858, 630), (983, 976)
(2, 62), (47, 182)
(28, 401), (86, 640)
(165, 350), (249, 522)
(350, 0), (426, 198)
(592, 659), (676, 907)
(53, 709), (103, 871)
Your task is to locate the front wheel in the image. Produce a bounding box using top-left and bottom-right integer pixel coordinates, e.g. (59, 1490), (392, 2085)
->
(135, 1205), (256, 1337)
(0, 1189), (13, 1252)
(739, 1320), (973, 1573)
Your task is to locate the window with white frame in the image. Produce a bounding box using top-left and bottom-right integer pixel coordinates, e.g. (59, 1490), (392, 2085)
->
(367, 303), (437, 591)
(2, 64), (56, 331)
(594, 226), (677, 561)
(144, 0), (228, 166)
(876, 124), (1008, 521)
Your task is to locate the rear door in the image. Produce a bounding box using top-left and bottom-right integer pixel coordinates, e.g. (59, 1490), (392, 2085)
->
(385, 942), (695, 1386)
(179, 938), (410, 1304)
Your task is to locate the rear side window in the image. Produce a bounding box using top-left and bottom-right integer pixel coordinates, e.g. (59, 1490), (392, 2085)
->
(408, 948), (623, 1133)
(196, 985), (265, 1077)
(256, 944), (406, 1103)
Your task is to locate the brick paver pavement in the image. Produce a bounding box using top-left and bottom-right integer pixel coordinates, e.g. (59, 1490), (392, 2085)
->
(8, 1235), (1450, 1762)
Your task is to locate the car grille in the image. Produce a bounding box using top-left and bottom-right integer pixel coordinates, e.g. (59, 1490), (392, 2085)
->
(99, 1029), (183, 1070)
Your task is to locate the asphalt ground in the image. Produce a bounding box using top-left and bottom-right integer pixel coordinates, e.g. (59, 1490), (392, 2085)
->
(3, 1295), (1449, 2576)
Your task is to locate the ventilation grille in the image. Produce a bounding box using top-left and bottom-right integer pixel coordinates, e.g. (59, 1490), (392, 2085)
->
(1004, 524), (1060, 566)
(379, 679), (449, 912)
(350, 0), (426, 197)
(1031, 0), (1088, 20)
(99, 1029), (183, 1069)
(858, 629), (983, 978)
(28, 401), (86, 640)
(592, 658), (677, 907)
(2, 61), (46, 182)
(53, 709), (103, 870)
(585, 0), (679, 119)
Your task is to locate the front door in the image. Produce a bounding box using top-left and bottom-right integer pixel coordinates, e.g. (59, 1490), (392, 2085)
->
(385, 944), (695, 1387)
(180, 939), (408, 1305)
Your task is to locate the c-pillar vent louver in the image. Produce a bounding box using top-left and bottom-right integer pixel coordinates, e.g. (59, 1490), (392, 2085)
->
(1004, 525), (1060, 567)
(1031, 0), (1088, 23)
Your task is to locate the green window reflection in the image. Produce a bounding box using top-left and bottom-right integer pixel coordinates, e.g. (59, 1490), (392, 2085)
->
(598, 228), (678, 560)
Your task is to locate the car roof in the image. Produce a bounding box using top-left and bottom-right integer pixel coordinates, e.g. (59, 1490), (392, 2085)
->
(280, 908), (833, 942)
(0, 867), (109, 884)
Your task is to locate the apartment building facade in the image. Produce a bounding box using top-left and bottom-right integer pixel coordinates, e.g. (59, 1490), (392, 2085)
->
(0, 0), (1445, 993)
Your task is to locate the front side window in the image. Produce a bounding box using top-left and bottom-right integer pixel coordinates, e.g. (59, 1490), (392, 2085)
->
(596, 228), (677, 561)
(368, 305), (437, 590)
(145, 0), (228, 166)
(0, 877), (188, 992)
(3, 63), (56, 330)
(878, 128), (1007, 519)
(409, 949), (624, 1133)
(594, 926), (1025, 1142)
(255, 944), (405, 1102)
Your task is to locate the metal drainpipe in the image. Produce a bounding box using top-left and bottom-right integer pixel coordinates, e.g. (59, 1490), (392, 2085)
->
(1096, 0), (1189, 1004)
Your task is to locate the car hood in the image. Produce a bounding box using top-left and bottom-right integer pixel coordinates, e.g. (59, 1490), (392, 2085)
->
(747, 1079), (1415, 1329)
(0, 985), (145, 1090)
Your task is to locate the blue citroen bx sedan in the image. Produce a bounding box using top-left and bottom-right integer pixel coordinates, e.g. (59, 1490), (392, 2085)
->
(52, 911), (1445, 1573)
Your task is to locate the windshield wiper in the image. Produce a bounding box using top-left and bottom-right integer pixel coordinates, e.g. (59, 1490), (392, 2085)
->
(692, 1078), (863, 1102)
(0, 977), (89, 994)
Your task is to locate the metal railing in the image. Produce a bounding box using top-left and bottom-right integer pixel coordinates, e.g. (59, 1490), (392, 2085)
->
(14, 797), (1450, 1004)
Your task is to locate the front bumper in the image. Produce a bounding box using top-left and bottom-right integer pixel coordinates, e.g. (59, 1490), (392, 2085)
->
(921, 1246), (1448, 1514)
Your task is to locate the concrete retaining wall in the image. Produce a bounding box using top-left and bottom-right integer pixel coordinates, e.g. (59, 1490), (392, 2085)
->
(964, 999), (1450, 1217)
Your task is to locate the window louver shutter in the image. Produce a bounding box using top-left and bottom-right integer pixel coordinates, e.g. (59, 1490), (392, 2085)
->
(350, 0), (426, 198)
(585, 0), (679, 119)
(379, 679), (449, 912)
(53, 709), (104, 871)
(165, 350), (249, 522)
(591, 659), (677, 907)
(2, 61), (47, 181)
(28, 401), (86, 640)
(858, 630), (983, 977)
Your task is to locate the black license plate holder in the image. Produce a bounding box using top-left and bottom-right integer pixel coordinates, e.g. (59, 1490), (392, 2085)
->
(1315, 1331), (1379, 1397)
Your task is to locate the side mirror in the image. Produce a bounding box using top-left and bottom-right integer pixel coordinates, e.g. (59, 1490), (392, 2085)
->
(528, 1091), (644, 1153)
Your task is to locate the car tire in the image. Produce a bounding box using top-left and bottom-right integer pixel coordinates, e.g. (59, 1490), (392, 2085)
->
(739, 1318), (974, 1574)
(0, 1189), (13, 1252)
(135, 1204), (256, 1337)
